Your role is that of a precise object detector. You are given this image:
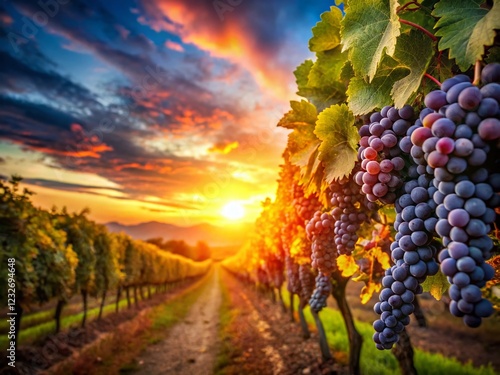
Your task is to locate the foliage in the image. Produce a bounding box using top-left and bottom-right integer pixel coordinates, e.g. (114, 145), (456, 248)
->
(225, 0), (500, 365)
(0, 177), (212, 312)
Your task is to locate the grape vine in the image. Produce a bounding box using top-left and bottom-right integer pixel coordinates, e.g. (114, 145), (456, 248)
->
(223, 2), (500, 374)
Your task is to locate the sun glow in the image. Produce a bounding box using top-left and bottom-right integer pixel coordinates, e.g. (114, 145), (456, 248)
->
(221, 201), (245, 220)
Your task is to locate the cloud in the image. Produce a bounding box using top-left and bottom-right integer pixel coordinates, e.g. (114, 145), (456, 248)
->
(209, 141), (239, 154)
(0, 51), (102, 111)
(21, 177), (201, 211)
(137, 0), (332, 98)
(165, 40), (184, 52)
(0, 0), (294, 220)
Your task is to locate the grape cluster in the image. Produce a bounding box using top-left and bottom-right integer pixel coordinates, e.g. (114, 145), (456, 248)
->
(266, 255), (285, 289)
(356, 105), (414, 203)
(285, 255), (301, 295)
(293, 183), (322, 222)
(257, 265), (271, 288)
(373, 183), (440, 349)
(373, 103), (444, 349)
(330, 175), (377, 255)
(306, 211), (337, 275)
(408, 66), (500, 327)
(299, 263), (316, 302)
(309, 274), (332, 313)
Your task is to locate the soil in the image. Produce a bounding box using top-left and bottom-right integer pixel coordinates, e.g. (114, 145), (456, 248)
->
(218, 269), (346, 375)
(0, 278), (203, 375)
(131, 268), (223, 375)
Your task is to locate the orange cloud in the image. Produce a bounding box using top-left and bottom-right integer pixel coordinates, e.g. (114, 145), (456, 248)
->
(141, 0), (293, 99)
(209, 141), (239, 154)
(165, 40), (184, 52)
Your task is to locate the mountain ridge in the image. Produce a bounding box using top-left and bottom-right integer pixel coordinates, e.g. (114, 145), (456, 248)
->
(104, 220), (253, 247)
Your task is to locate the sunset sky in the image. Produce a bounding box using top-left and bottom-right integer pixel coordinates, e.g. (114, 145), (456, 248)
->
(0, 0), (333, 226)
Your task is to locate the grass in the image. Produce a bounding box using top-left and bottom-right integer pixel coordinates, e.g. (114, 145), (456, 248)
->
(281, 288), (497, 375)
(47, 272), (212, 375)
(0, 296), (139, 350)
(213, 269), (239, 374)
(0, 286), (163, 334)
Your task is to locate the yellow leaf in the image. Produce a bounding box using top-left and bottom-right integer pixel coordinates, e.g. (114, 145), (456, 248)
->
(360, 281), (381, 304)
(337, 254), (359, 277)
(373, 247), (391, 270)
(421, 272), (449, 300)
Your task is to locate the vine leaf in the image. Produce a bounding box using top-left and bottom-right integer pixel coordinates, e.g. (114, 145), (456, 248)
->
(294, 59), (314, 98)
(307, 47), (348, 111)
(337, 254), (359, 277)
(309, 6), (343, 52)
(372, 246), (391, 270)
(421, 271), (449, 300)
(277, 100), (318, 129)
(314, 104), (359, 181)
(347, 29), (434, 114)
(485, 46), (500, 64)
(347, 56), (408, 115)
(360, 281), (381, 304)
(294, 53), (347, 112)
(433, 0), (500, 71)
(341, 0), (401, 81)
(278, 100), (320, 174)
(391, 30), (435, 108)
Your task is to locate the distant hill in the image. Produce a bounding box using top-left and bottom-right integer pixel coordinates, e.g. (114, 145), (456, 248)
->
(105, 220), (253, 247)
(210, 245), (241, 261)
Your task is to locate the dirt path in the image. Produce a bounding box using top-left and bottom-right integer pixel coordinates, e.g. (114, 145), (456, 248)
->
(131, 268), (222, 375)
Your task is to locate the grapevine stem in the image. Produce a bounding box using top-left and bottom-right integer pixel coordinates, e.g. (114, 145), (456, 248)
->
(399, 19), (437, 42)
(424, 73), (441, 87)
(473, 60), (482, 86)
(397, 1), (420, 13)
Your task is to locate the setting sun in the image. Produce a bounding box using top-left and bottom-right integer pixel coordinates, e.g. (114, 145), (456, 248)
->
(221, 201), (245, 220)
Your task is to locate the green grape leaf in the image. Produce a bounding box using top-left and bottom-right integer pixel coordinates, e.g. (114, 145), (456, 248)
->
(347, 30), (434, 114)
(308, 47), (348, 88)
(306, 47), (348, 111)
(421, 271), (449, 300)
(399, 6), (437, 37)
(277, 100), (318, 129)
(294, 59), (314, 97)
(309, 6), (343, 52)
(485, 46), (500, 64)
(300, 145), (324, 196)
(278, 100), (321, 175)
(433, 0), (500, 71)
(341, 0), (401, 81)
(294, 53), (347, 112)
(340, 61), (355, 83)
(288, 132), (321, 176)
(391, 30), (435, 108)
(347, 56), (408, 115)
(314, 104), (359, 182)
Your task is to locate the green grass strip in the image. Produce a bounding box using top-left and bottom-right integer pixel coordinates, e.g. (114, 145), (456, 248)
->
(282, 288), (496, 375)
(0, 297), (139, 350)
(213, 270), (238, 375)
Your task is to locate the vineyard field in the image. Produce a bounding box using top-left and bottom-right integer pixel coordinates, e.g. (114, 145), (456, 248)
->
(2, 0), (500, 374)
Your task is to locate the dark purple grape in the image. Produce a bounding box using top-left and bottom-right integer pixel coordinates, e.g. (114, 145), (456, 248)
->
(478, 118), (500, 141)
(425, 90), (447, 110)
(458, 86), (482, 111)
(481, 62), (500, 84)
